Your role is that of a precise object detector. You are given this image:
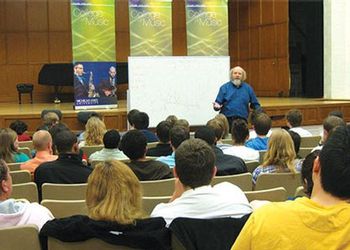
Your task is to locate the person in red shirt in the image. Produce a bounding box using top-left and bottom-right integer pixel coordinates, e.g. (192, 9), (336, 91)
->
(9, 120), (31, 142)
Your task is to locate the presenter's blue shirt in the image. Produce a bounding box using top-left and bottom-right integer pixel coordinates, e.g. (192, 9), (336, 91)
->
(245, 137), (269, 151)
(215, 81), (260, 119)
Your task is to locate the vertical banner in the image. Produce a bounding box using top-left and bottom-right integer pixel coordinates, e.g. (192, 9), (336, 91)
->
(186, 0), (228, 56)
(71, 0), (118, 109)
(129, 0), (173, 56)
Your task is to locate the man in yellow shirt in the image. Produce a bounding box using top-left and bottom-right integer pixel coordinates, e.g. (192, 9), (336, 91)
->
(232, 125), (350, 250)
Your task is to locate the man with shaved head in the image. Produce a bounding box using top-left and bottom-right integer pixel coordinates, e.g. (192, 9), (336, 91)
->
(20, 130), (57, 174)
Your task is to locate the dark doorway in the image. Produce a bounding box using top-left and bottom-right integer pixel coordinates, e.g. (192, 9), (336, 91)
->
(289, 0), (323, 97)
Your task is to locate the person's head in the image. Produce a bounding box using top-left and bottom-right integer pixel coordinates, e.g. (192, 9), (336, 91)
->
(0, 160), (12, 200)
(132, 112), (149, 130)
(263, 129), (296, 173)
(194, 126), (216, 146)
(288, 130), (301, 156)
(84, 116), (106, 146)
(120, 130), (147, 160)
(322, 115), (346, 143)
(328, 110), (343, 119)
(215, 114), (230, 138)
(156, 121), (172, 143)
(253, 113), (271, 136)
(286, 109), (303, 128)
(86, 160), (143, 224)
(170, 126), (190, 150)
(174, 119), (190, 133)
(175, 138), (216, 189)
(231, 119), (249, 145)
(54, 130), (78, 154)
(109, 66), (116, 78)
(127, 109), (140, 128)
(9, 120), (28, 136)
(48, 123), (69, 154)
(32, 130), (53, 152)
(249, 108), (265, 126)
(103, 130), (121, 149)
(316, 125), (350, 199)
(74, 63), (84, 76)
(165, 115), (178, 127)
(230, 66), (247, 87)
(42, 112), (59, 129)
(301, 150), (320, 197)
(206, 118), (224, 141)
(0, 128), (18, 163)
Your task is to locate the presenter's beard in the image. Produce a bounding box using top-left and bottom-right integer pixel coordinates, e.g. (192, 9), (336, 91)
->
(232, 79), (241, 87)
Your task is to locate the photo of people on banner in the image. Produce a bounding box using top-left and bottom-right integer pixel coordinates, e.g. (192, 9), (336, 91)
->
(73, 62), (118, 109)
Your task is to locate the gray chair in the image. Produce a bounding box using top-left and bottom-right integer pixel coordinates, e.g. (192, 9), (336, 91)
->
(140, 178), (175, 196)
(244, 187), (287, 202)
(211, 173), (253, 191)
(41, 199), (87, 218)
(11, 182), (38, 202)
(0, 224), (41, 250)
(81, 145), (104, 158)
(7, 162), (21, 171)
(245, 161), (260, 173)
(258, 150), (267, 163)
(142, 196), (171, 216)
(18, 141), (34, 150)
(18, 147), (31, 158)
(10, 170), (31, 184)
(300, 135), (321, 148)
(42, 183), (88, 200)
(146, 142), (158, 149)
(298, 147), (313, 158)
(295, 186), (307, 197)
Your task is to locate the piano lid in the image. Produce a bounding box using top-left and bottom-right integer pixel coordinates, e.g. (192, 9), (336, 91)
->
(38, 63), (74, 86)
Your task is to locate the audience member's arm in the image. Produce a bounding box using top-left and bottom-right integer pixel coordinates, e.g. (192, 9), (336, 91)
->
(169, 178), (186, 202)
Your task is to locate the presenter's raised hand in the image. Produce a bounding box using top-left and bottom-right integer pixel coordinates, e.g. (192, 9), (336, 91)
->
(213, 102), (223, 111)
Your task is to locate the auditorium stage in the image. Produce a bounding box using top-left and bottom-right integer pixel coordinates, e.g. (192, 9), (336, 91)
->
(1, 98), (350, 133)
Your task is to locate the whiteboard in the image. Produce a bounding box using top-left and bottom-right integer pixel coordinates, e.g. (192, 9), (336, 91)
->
(128, 56), (230, 127)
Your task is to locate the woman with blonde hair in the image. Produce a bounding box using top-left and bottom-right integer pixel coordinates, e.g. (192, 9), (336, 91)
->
(78, 116), (106, 147)
(252, 129), (298, 184)
(40, 160), (170, 249)
(215, 114), (230, 139)
(0, 128), (30, 163)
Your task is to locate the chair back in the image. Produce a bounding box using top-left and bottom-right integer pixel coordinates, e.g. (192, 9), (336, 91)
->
(211, 173), (253, 191)
(142, 196), (171, 216)
(81, 145), (104, 158)
(140, 178), (175, 196)
(0, 225), (41, 250)
(147, 142), (158, 149)
(298, 147), (313, 158)
(18, 147), (31, 158)
(48, 237), (140, 250)
(221, 138), (233, 145)
(7, 162), (21, 171)
(295, 186), (307, 197)
(245, 161), (260, 173)
(244, 187), (287, 202)
(300, 135), (321, 148)
(41, 199), (88, 218)
(255, 172), (302, 197)
(258, 150), (266, 163)
(11, 182), (39, 202)
(10, 170), (31, 184)
(42, 183), (88, 200)
(18, 141), (34, 150)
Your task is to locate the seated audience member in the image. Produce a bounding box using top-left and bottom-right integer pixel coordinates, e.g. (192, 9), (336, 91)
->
(40, 160), (170, 250)
(127, 109), (140, 129)
(223, 119), (259, 162)
(132, 111), (158, 142)
(34, 130), (92, 196)
(195, 126), (247, 175)
(9, 120), (31, 142)
(174, 119), (190, 133)
(0, 160), (53, 230)
(157, 126), (190, 168)
(207, 118), (232, 151)
(300, 150), (320, 198)
(165, 115), (178, 127)
(328, 110), (343, 119)
(147, 121), (173, 157)
(252, 129), (298, 184)
(89, 129), (128, 162)
(288, 130), (303, 171)
(215, 114), (230, 139)
(286, 109), (312, 137)
(245, 113), (271, 150)
(151, 138), (252, 226)
(0, 128), (30, 163)
(37, 112), (60, 131)
(48, 123), (70, 155)
(120, 130), (173, 181)
(232, 126), (350, 249)
(76, 111), (99, 142)
(248, 109), (272, 139)
(313, 115), (346, 152)
(78, 116), (106, 148)
(20, 130), (58, 174)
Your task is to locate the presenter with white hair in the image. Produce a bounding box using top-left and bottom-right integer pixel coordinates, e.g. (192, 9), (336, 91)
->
(213, 66), (261, 129)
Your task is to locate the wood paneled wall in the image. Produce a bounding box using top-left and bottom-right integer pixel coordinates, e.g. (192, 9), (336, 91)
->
(0, 0), (289, 104)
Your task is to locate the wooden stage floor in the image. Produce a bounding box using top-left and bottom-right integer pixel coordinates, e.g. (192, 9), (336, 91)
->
(0, 98), (350, 132)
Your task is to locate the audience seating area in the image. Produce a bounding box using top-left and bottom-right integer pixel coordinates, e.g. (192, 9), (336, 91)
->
(0, 225), (41, 250)
(11, 182), (39, 202)
(10, 170), (31, 184)
(41, 199), (87, 218)
(41, 183), (87, 200)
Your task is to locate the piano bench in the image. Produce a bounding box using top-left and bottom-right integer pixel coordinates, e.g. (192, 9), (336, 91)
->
(16, 83), (34, 104)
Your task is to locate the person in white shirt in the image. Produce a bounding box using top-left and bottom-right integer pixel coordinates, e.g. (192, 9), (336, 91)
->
(0, 160), (53, 230)
(223, 119), (259, 161)
(151, 138), (252, 226)
(286, 109), (312, 137)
